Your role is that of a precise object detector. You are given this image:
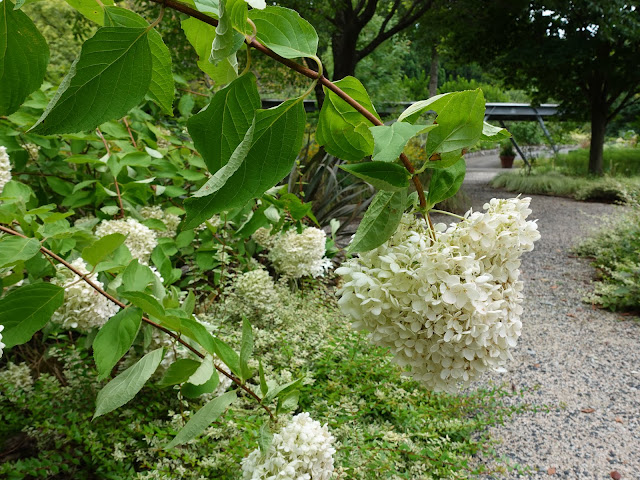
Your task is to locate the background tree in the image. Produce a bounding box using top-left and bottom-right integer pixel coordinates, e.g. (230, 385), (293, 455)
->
(445, 0), (640, 175)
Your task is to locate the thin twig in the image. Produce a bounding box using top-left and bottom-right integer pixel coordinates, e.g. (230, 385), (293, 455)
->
(123, 117), (138, 148)
(0, 224), (275, 421)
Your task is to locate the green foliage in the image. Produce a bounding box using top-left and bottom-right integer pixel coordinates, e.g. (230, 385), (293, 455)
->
(339, 161), (410, 192)
(426, 158), (466, 209)
(93, 307), (143, 380)
(575, 206), (640, 312)
(249, 6), (318, 59)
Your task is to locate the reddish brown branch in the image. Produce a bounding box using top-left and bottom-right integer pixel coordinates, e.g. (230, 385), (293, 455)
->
(0, 224), (274, 420)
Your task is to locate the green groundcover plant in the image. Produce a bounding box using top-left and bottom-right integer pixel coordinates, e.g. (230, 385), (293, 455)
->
(0, 0), (542, 477)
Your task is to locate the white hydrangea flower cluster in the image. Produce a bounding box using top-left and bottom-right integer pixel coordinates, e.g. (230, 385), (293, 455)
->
(268, 227), (332, 279)
(0, 324), (5, 359)
(251, 226), (274, 248)
(50, 258), (120, 332)
(196, 214), (223, 232)
(95, 218), (158, 265)
(228, 268), (279, 317)
(21, 143), (40, 161)
(0, 362), (33, 391)
(0, 146), (12, 194)
(336, 197), (541, 393)
(155, 127), (172, 149)
(140, 205), (181, 238)
(241, 412), (336, 480)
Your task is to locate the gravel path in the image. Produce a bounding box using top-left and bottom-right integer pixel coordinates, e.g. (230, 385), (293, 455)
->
(456, 166), (640, 479)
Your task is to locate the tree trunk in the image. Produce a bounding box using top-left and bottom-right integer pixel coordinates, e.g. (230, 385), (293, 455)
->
(589, 97), (607, 176)
(331, 24), (360, 79)
(428, 46), (439, 97)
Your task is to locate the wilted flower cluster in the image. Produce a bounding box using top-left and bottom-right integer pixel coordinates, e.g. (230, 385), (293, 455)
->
(336, 197), (541, 392)
(268, 227), (332, 279)
(140, 205), (181, 238)
(241, 412), (336, 480)
(0, 146), (11, 193)
(95, 218), (158, 265)
(50, 258), (120, 332)
(155, 127), (172, 149)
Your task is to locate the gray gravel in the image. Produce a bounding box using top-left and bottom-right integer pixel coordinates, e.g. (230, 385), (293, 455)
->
(455, 166), (640, 479)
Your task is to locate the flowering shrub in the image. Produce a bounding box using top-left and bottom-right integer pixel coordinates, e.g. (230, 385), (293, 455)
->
(336, 197), (541, 392)
(241, 412), (336, 480)
(0, 146), (11, 193)
(140, 205), (182, 238)
(50, 258), (120, 332)
(227, 268), (280, 318)
(95, 218), (158, 265)
(268, 227), (332, 279)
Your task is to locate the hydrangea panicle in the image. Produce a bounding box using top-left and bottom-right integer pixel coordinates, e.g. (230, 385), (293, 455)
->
(268, 227), (332, 279)
(336, 197), (541, 392)
(95, 218), (158, 265)
(51, 258), (120, 332)
(0, 146), (12, 194)
(140, 205), (181, 238)
(241, 412), (336, 480)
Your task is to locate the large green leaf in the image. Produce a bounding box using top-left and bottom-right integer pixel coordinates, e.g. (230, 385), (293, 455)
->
(481, 121), (510, 141)
(188, 355), (215, 385)
(65, 0), (114, 25)
(398, 90), (485, 156)
(184, 97), (306, 228)
(93, 307), (142, 380)
(339, 162), (410, 192)
(82, 233), (126, 267)
(165, 391), (236, 448)
(347, 189), (406, 253)
(103, 6), (174, 115)
(249, 6), (318, 59)
(0, 284), (64, 349)
(32, 27), (152, 134)
(120, 260), (156, 292)
(209, 0), (245, 68)
(0, 236), (41, 268)
(0, 0), (49, 116)
(121, 291), (166, 320)
(370, 122), (436, 163)
(426, 157), (467, 209)
(157, 358), (201, 387)
(316, 76), (380, 161)
(181, 17), (239, 85)
(187, 73), (261, 173)
(93, 347), (164, 419)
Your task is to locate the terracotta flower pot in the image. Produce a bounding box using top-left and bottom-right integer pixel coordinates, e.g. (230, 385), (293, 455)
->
(500, 155), (515, 168)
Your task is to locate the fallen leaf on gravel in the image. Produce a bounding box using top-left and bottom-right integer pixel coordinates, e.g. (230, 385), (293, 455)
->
(615, 417), (624, 423)
(551, 285), (558, 289)
(610, 471), (621, 480)
(534, 363), (541, 368)
(567, 313), (576, 318)
(581, 408), (595, 413)
(547, 467), (556, 475)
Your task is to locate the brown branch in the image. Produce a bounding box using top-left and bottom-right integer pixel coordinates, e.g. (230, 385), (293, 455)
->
(177, 87), (209, 97)
(147, 0), (427, 207)
(0, 224), (274, 421)
(122, 117), (138, 148)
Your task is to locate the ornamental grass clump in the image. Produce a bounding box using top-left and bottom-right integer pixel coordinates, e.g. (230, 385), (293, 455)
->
(241, 412), (336, 480)
(0, 146), (11, 193)
(336, 197), (541, 393)
(50, 258), (120, 332)
(268, 227), (332, 279)
(95, 218), (158, 265)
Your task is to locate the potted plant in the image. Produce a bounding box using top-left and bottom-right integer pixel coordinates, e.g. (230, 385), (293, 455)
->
(499, 140), (516, 168)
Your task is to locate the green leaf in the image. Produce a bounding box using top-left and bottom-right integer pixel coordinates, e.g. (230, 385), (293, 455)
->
(316, 76), (380, 161)
(187, 73), (260, 173)
(481, 121), (510, 141)
(209, 0), (245, 68)
(103, 6), (174, 115)
(184, 97), (306, 229)
(398, 90), (485, 156)
(259, 360), (268, 397)
(157, 358), (201, 387)
(347, 189), (406, 253)
(258, 423), (273, 453)
(93, 347), (164, 419)
(0, 0), (49, 116)
(193, 0), (219, 17)
(277, 390), (299, 414)
(82, 233), (126, 267)
(264, 376), (303, 403)
(119, 260), (156, 292)
(165, 391), (236, 448)
(426, 157), (466, 209)
(249, 6), (318, 59)
(65, 0), (114, 25)
(239, 317), (253, 381)
(188, 355), (215, 385)
(212, 337), (241, 378)
(31, 27), (152, 134)
(93, 307), (142, 380)
(339, 162), (410, 192)
(370, 122), (436, 162)
(182, 369), (220, 399)
(0, 236), (41, 268)
(181, 17), (239, 85)
(0, 283), (64, 349)
(121, 291), (165, 320)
